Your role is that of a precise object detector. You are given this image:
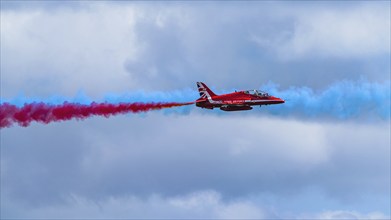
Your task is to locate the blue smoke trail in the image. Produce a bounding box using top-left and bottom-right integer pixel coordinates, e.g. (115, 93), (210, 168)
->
(261, 80), (390, 120)
(0, 89), (197, 106)
(1, 80), (389, 120)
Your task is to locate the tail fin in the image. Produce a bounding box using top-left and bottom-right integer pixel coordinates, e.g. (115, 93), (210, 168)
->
(197, 82), (217, 98)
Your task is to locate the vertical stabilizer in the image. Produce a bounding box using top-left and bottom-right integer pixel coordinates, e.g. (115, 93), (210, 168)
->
(197, 82), (217, 99)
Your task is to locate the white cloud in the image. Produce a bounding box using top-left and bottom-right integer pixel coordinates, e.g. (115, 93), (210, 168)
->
(260, 3), (391, 59)
(4, 190), (265, 219)
(1, 113), (389, 218)
(4, 190), (389, 219)
(1, 2), (389, 219)
(310, 210), (389, 220)
(169, 191), (265, 219)
(2, 2), (389, 97)
(1, 3), (140, 98)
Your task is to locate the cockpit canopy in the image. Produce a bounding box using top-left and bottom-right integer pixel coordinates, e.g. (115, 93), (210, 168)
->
(243, 90), (270, 97)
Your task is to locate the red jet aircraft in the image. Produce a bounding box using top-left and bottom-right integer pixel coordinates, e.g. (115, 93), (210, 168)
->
(195, 82), (285, 111)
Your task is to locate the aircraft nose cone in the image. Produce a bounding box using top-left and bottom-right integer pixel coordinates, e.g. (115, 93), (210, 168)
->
(271, 96), (285, 104)
(276, 98), (285, 104)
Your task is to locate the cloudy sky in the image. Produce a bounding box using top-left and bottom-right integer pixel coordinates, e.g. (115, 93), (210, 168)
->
(1, 1), (390, 219)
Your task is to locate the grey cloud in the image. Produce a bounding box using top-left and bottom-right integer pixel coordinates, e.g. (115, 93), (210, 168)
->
(1, 3), (139, 98)
(0, 1), (85, 11)
(1, 113), (389, 217)
(1, 2), (390, 219)
(1, 122), (87, 207)
(3, 190), (266, 219)
(310, 210), (389, 220)
(124, 3), (390, 90)
(1, 2), (389, 99)
(3, 191), (389, 219)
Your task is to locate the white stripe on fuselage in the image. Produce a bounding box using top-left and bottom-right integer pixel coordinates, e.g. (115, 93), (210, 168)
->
(207, 97), (279, 105)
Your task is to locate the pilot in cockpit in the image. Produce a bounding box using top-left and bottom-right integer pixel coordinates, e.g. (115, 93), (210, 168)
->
(258, 91), (269, 97)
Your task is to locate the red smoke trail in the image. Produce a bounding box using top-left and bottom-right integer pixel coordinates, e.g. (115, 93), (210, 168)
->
(0, 102), (193, 128)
